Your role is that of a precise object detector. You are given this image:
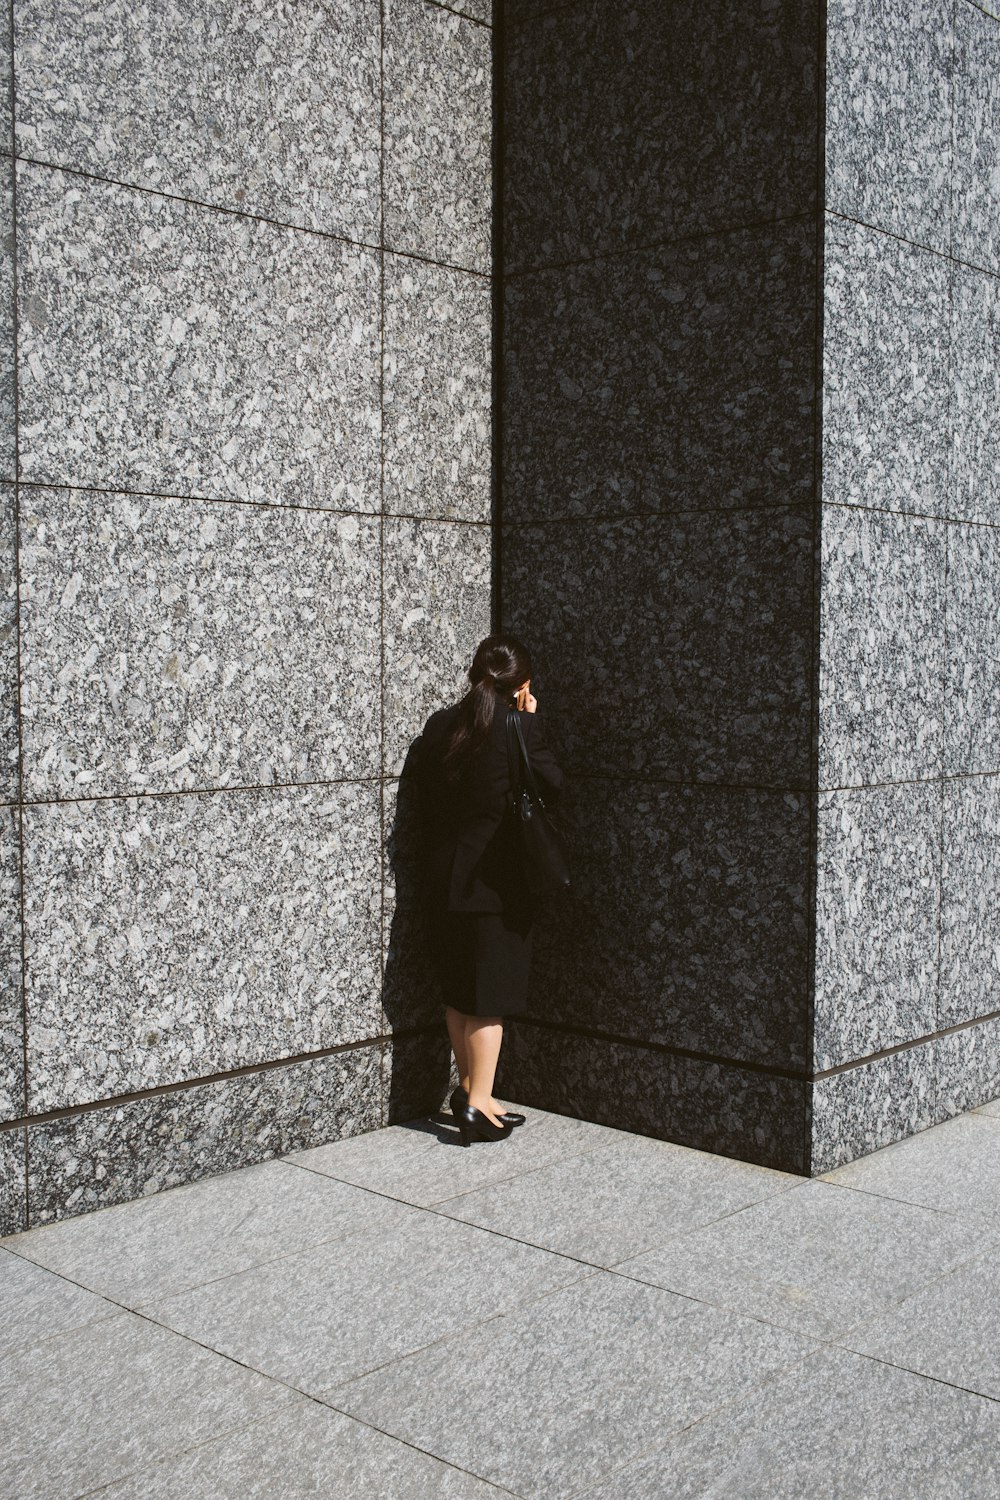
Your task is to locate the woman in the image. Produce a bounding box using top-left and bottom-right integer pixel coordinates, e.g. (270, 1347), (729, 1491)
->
(414, 632), (564, 1147)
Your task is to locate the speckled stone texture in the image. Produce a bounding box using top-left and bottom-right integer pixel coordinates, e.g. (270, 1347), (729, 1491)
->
(0, 484), (16, 801)
(22, 782), (382, 1112)
(813, 783), (941, 1071)
(0, 163), (14, 485)
(0, 801), (22, 1123)
(0, 1125), (26, 1235)
(382, 775), (444, 1032)
(437, 0), (492, 21)
(953, 266), (1000, 528)
(502, 222), (817, 523)
(496, 1021), (808, 1175)
(14, 0), (382, 242)
(382, 517), (492, 776)
(937, 1013), (1000, 1118)
(383, 0), (492, 272)
(822, 216), (950, 518)
(24, 1044), (383, 1225)
(826, 0), (951, 252)
(504, 0), (819, 275)
(17, 164), (381, 507)
(383, 1028), (454, 1126)
(524, 776), (811, 1072)
(383, 256), (491, 522)
(940, 775), (1000, 1028)
(502, 509), (814, 786)
(954, 3), (1000, 275)
(17, 487), (381, 800)
(817, 507), (944, 788)
(946, 521), (1000, 776)
(811, 1040), (941, 1174)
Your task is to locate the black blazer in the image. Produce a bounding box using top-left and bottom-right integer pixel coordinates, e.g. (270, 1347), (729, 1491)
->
(413, 699), (565, 913)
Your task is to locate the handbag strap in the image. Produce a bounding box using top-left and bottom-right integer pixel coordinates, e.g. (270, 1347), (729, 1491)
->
(506, 706), (544, 803)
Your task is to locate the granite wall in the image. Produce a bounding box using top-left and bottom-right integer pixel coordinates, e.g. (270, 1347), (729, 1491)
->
(496, 0), (1000, 1175)
(0, 0), (494, 1234)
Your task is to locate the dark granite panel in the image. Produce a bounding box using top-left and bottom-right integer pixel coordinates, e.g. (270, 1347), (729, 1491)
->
(22, 782), (382, 1113)
(382, 517), (492, 776)
(937, 1013), (1000, 1118)
(0, 801), (22, 1123)
(953, 3), (1000, 274)
(382, 775), (444, 1032)
(953, 265), (1000, 528)
(18, 488), (381, 801)
(0, 1125), (26, 1235)
(504, 0), (820, 275)
(940, 775), (1000, 1027)
(383, 256), (491, 522)
(0, 484), (16, 802)
(946, 522), (1000, 776)
(383, 0), (492, 273)
(384, 1027), (455, 1127)
(818, 506), (945, 788)
(24, 1044), (383, 1226)
(524, 776), (811, 1072)
(14, 0), (382, 242)
(16, 164), (381, 508)
(826, 0), (951, 253)
(495, 1021), (808, 1175)
(502, 222), (817, 523)
(501, 508), (814, 787)
(810, 1043), (940, 1174)
(814, 783), (941, 1071)
(823, 216), (950, 518)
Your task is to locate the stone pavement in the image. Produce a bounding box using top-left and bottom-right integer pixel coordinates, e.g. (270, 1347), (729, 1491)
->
(4, 1096), (1000, 1498)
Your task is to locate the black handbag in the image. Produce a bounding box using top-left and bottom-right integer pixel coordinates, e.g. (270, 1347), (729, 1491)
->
(505, 708), (571, 897)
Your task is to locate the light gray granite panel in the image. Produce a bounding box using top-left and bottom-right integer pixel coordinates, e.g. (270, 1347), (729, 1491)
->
(383, 0), (492, 273)
(17, 163), (380, 507)
(14, 0), (381, 242)
(503, 0), (819, 275)
(940, 777), (1000, 1026)
(822, 216), (950, 518)
(503, 221), (817, 522)
(946, 521), (1000, 775)
(826, 0), (952, 252)
(937, 1014), (1000, 1118)
(95, 1398), (510, 1500)
(497, 1021), (809, 1175)
(954, 2), (1000, 274)
(0, 1311), (295, 1500)
(382, 778), (444, 1032)
(954, 265), (1000, 526)
(0, 801), (22, 1123)
(502, 509), (814, 786)
(810, 1039), (941, 1174)
(0, 162), (13, 483)
(335, 1272), (813, 1500)
(0, 1126), (26, 1235)
(821, 1109), (1000, 1222)
(142, 1212), (589, 1399)
(573, 1344), (1000, 1500)
(18, 487), (380, 800)
(841, 1245), (1000, 1404)
(616, 1177), (989, 1341)
(0, 485), (16, 801)
(435, 1130), (799, 1267)
(814, 782), (941, 1070)
(25, 1043), (383, 1225)
(0, 1250), (119, 1359)
(522, 776), (811, 1071)
(383, 255), (491, 521)
(430, 0), (492, 20)
(7, 1158), (416, 1308)
(22, 782), (382, 1112)
(817, 506), (945, 787)
(382, 516), (492, 775)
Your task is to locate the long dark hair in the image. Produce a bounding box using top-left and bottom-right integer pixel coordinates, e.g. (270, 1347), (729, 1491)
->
(440, 633), (533, 781)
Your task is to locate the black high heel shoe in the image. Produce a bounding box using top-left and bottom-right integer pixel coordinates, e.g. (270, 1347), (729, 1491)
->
(450, 1085), (525, 1128)
(457, 1104), (514, 1147)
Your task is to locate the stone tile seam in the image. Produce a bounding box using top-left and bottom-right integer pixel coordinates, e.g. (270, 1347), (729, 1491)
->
(504, 207), (820, 284)
(824, 207), (1000, 286)
(423, 0), (492, 28)
(378, 0), (388, 1098)
(490, 0), (504, 633)
(5, 152), (492, 282)
(963, 0), (1000, 26)
(504, 500), (1000, 531)
(10, 773), (401, 814)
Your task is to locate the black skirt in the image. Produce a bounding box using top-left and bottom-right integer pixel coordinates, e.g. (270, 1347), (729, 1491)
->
(428, 903), (534, 1018)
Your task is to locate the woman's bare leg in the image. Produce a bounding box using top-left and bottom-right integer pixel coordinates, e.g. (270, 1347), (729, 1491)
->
(465, 1017), (505, 1128)
(444, 1005), (471, 1092)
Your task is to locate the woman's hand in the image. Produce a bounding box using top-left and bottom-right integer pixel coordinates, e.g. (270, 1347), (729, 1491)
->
(516, 682), (537, 713)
